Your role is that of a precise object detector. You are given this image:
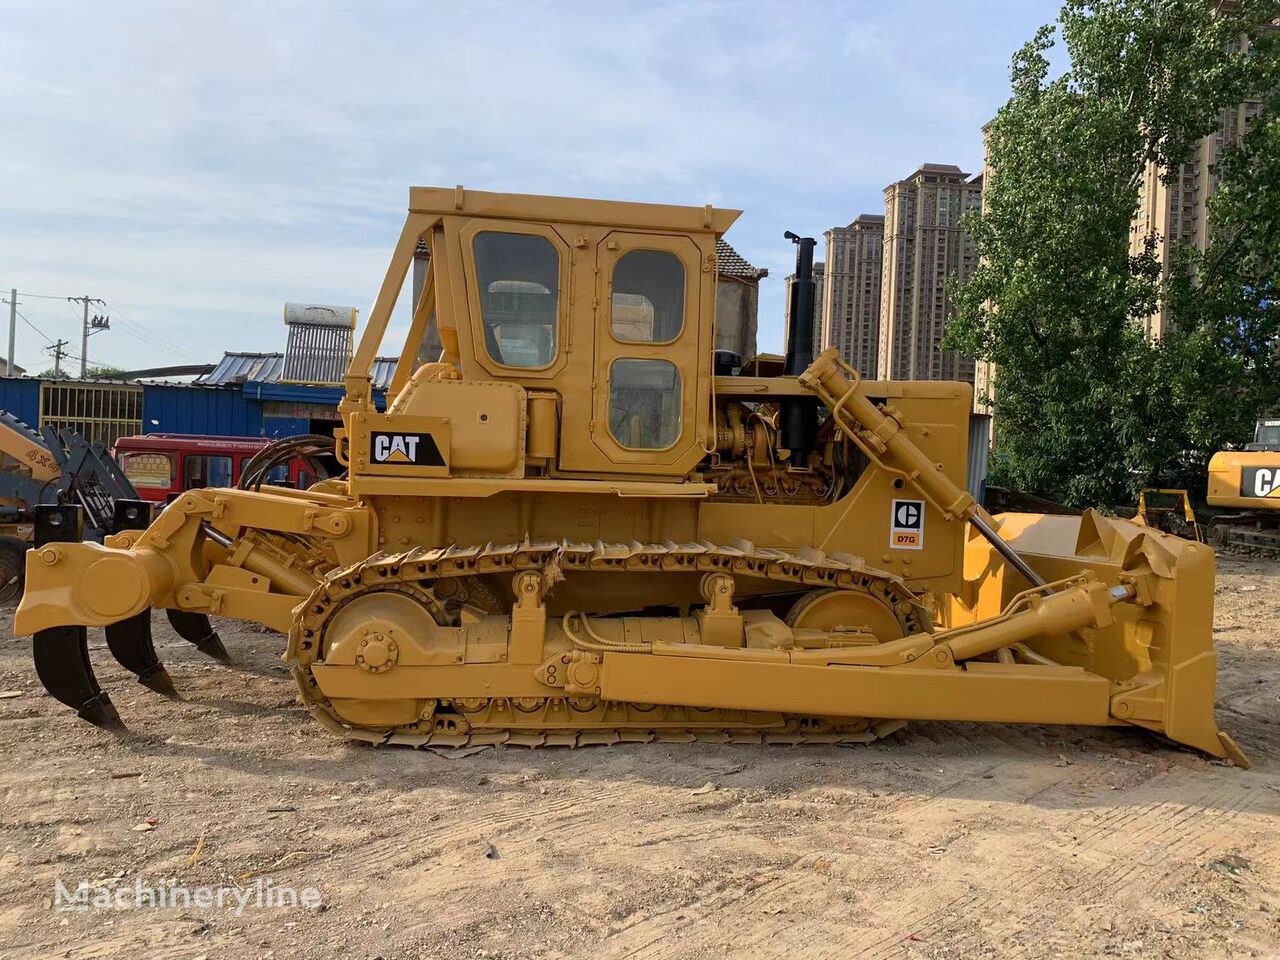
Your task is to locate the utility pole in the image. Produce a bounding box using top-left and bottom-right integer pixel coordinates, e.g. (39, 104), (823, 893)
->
(5, 289), (15, 377)
(67, 296), (107, 377)
(45, 339), (70, 376)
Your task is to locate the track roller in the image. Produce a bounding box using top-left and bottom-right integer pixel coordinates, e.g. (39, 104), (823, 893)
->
(32, 625), (126, 732)
(105, 611), (178, 698)
(166, 609), (231, 664)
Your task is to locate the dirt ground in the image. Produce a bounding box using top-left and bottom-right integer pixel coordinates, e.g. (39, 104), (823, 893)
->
(0, 558), (1276, 960)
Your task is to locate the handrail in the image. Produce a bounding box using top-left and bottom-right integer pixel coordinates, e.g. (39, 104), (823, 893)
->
(343, 211), (440, 410)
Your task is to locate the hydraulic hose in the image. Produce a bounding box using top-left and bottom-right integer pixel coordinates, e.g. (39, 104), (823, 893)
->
(561, 611), (651, 653)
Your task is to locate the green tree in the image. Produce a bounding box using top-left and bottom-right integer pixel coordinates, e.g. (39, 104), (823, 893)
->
(36, 364), (126, 381)
(82, 364), (126, 379)
(948, 0), (1280, 507)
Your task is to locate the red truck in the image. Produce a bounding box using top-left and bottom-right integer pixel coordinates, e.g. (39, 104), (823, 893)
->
(113, 433), (321, 503)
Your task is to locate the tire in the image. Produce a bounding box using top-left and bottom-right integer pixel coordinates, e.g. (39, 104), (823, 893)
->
(0, 537), (27, 605)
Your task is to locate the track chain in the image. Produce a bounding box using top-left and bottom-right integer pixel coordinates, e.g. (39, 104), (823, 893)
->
(1210, 524), (1280, 560)
(291, 538), (930, 749)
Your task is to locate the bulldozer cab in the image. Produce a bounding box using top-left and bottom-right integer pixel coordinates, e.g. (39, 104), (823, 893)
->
(344, 187), (733, 480)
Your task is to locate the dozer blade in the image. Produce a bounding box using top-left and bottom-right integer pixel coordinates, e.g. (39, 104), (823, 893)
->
(105, 611), (178, 698)
(32, 625), (126, 732)
(166, 610), (231, 664)
(945, 510), (1248, 765)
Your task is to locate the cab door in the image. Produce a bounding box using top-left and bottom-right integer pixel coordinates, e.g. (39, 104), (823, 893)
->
(570, 231), (708, 476)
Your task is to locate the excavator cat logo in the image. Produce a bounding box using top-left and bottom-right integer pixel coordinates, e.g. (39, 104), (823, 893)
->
(371, 431), (445, 466)
(1242, 467), (1280, 499)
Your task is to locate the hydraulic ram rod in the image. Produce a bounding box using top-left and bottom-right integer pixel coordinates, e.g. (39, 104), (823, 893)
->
(200, 523), (321, 597)
(799, 350), (1046, 588)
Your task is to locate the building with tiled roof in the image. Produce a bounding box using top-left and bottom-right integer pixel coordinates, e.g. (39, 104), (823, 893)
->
(715, 239), (768, 281)
(714, 239), (768, 360)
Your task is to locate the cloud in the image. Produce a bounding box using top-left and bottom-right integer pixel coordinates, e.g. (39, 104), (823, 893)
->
(0, 0), (1059, 369)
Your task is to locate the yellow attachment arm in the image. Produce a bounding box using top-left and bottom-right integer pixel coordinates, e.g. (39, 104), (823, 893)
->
(0, 415), (59, 483)
(15, 487), (369, 636)
(800, 349), (975, 520)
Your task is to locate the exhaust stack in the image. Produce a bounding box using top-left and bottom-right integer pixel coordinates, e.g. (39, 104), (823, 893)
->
(781, 231), (819, 463)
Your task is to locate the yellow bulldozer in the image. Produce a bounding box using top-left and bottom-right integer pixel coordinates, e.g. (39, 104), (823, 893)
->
(12, 187), (1246, 764)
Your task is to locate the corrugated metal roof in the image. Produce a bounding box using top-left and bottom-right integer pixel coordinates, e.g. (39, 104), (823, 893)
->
(198, 352), (398, 392)
(370, 357), (398, 391)
(196, 352), (284, 386)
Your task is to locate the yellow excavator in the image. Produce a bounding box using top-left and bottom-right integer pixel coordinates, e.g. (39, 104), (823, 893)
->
(1207, 417), (1280, 554)
(11, 187), (1246, 764)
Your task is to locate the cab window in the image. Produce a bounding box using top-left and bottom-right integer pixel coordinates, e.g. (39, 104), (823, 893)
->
(609, 358), (681, 449)
(473, 232), (559, 368)
(611, 249), (684, 343)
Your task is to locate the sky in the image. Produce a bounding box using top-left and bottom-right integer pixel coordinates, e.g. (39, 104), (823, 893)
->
(0, 0), (1062, 375)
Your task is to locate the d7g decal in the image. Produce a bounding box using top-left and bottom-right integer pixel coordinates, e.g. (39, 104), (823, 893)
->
(371, 431), (445, 466)
(1241, 467), (1280, 499)
(889, 499), (925, 550)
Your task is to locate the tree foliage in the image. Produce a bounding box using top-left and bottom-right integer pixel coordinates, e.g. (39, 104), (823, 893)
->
(83, 364), (126, 379)
(947, 0), (1280, 507)
(35, 364), (125, 381)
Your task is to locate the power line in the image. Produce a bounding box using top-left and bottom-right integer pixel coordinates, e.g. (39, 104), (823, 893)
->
(108, 315), (199, 361)
(8, 287), (210, 365)
(12, 300), (112, 364)
(6, 296), (158, 374)
(113, 311), (198, 354)
(111, 314), (198, 357)
(67, 296), (107, 378)
(104, 304), (204, 362)
(45, 339), (71, 376)
(49, 299), (199, 368)
(0, 289), (70, 300)
(12, 307), (55, 345)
